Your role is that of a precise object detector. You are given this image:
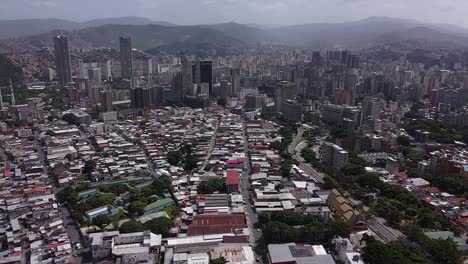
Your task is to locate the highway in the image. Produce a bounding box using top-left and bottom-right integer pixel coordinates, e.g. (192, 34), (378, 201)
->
(367, 218), (401, 242)
(289, 128), (325, 184)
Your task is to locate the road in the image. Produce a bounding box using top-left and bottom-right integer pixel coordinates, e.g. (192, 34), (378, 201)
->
(367, 218), (401, 242)
(289, 128), (325, 184)
(36, 132), (91, 263)
(242, 121), (265, 264)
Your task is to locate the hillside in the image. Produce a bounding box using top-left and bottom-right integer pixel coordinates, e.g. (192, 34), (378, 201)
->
(2, 17), (468, 55)
(0, 24), (246, 56)
(0, 16), (176, 39)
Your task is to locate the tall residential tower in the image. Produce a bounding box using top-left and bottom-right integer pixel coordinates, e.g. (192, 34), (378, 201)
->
(119, 36), (133, 81)
(54, 35), (73, 85)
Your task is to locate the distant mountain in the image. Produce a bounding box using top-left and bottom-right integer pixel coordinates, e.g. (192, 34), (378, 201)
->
(202, 22), (273, 44)
(0, 24), (246, 56)
(0, 19), (78, 39)
(0, 16), (176, 39)
(266, 16), (468, 48)
(2, 16), (468, 55)
(80, 16), (176, 28)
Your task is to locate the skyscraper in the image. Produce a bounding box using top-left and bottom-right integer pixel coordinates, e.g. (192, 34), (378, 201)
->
(120, 36), (133, 81)
(192, 60), (213, 97)
(131, 86), (150, 109)
(9, 79), (15, 106)
(0, 87), (4, 111)
(274, 81), (295, 114)
(100, 88), (113, 112)
(54, 35), (73, 85)
(181, 54), (193, 99)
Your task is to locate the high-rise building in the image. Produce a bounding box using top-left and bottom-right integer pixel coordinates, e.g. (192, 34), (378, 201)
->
(119, 36), (133, 81)
(181, 54), (193, 99)
(131, 87), (150, 109)
(274, 81), (296, 113)
(9, 79), (15, 106)
(192, 60), (213, 97)
(0, 87), (4, 111)
(100, 88), (113, 112)
(54, 35), (73, 85)
(88, 68), (101, 83)
(322, 142), (349, 169)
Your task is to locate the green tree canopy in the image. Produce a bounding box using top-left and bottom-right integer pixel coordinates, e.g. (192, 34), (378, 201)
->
(119, 220), (144, 233)
(144, 217), (174, 237)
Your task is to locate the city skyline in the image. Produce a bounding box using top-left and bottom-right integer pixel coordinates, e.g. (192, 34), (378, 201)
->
(2, 0), (468, 27)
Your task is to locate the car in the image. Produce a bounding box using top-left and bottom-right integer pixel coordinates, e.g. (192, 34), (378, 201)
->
(75, 243), (81, 250)
(257, 228), (261, 232)
(256, 258), (260, 262)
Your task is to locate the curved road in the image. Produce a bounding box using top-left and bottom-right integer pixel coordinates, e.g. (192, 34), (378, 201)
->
(289, 128), (325, 184)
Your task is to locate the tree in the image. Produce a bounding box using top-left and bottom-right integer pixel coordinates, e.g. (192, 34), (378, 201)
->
(144, 217), (174, 237)
(357, 173), (383, 190)
(217, 97), (227, 107)
(167, 151), (183, 166)
(263, 221), (298, 243)
(362, 239), (419, 264)
(329, 219), (352, 238)
(119, 220), (144, 233)
(83, 160), (97, 175)
(56, 186), (79, 206)
(397, 135), (411, 146)
(64, 154), (73, 162)
(128, 201), (146, 216)
(198, 178), (225, 194)
(341, 163), (366, 176)
(86, 193), (116, 208)
(99, 184), (130, 196)
(210, 257), (227, 264)
(280, 159), (294, 178)
(183, 153), (198, 171)
(322, 176), (337, 189)
(92, 215), (111, 228)
(428, 238), (463, 264)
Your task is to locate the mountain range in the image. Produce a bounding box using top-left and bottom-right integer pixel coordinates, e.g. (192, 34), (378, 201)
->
(2, 16), (468, 55)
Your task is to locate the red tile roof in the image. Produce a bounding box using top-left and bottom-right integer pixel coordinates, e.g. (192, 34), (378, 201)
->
(187, 214), (247, 236)
(226, 170), (240, 185)
(223, 235), (249, 243)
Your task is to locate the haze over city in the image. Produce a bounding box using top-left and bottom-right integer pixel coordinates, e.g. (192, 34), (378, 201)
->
(2, 0), (468, 264)
(1, 0), (468, 26)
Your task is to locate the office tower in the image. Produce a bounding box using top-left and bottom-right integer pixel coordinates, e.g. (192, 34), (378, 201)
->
(131, 87), (150, 109)
(230, 75), (240, 97)
(88, 68), (101, 83)
(9, 79), (15, 106)
(172, 72), (183, 103)
(282, 100), (303, 121)
(149, 85), (162, 107)
(54, 35), (73, 85)
(220, 80), (230, 98)
(199, 61), (213, 97)
(181, 54), (193, 99)
(311, 51), (322, 67)
(100, 88), (113, 112)
(274, 81), (295, 114)
(322, 142), (349, 169)
(245, 95), (265, 112)
(119, 36), (133, 80)
(193, 60), (213, 97)
(192, 60), (201, 85)
(0, 86), (3, 111)
(87, 85), (101, 106)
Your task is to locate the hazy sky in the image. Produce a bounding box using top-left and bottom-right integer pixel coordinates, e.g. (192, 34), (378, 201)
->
(1, 0), (467, 26)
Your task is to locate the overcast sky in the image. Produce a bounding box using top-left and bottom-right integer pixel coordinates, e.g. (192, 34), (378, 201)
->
(1, 0), (467, 26)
